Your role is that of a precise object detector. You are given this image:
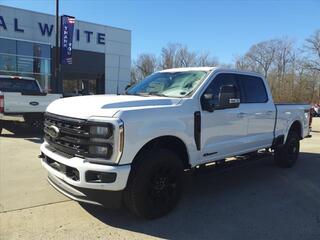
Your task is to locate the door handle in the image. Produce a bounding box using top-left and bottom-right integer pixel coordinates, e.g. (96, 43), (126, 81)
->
(266, 111), (273, 115)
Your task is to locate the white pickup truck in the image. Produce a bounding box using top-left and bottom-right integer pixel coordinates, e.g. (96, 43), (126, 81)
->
(0, 75), (61, 134)
(40, 67), (311, 219)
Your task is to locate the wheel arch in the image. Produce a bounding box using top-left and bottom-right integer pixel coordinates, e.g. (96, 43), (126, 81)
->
(288, 120), (303, 140)
(131, 135), (191, 169)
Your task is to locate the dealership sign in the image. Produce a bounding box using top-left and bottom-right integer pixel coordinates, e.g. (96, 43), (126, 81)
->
(0, 15), (106, 45)
(60, 15), (75, 65)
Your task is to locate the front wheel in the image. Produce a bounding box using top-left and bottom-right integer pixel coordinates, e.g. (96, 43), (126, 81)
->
(124, 148), (184, 219)
(274, 131), (300, 168)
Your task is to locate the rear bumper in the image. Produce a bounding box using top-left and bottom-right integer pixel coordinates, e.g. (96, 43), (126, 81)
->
(0, 113), (24, 122)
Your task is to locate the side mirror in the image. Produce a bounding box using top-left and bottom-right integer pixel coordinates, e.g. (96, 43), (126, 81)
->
(202, 93), (214, 112)
(218, 85), (240, 109)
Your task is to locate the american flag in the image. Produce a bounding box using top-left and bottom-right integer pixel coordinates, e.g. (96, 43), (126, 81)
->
(67, 17), (75, 24)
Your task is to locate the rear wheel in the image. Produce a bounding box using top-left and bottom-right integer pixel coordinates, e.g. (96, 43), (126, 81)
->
(124, 148), (184, 219)
(274, 131), (300, 168)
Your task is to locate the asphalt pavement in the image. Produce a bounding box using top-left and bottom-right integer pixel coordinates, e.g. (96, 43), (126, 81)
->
(1, 119), (320, 240)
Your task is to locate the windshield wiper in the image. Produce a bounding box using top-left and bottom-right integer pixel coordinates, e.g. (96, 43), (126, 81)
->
(129, 92), (168, 97)
(132, 92), (151, 97)
(148, 92), (168, 97)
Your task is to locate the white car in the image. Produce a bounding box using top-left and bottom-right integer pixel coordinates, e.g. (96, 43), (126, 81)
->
(40, 67), (311, 219)
(0, 75), (61, 134)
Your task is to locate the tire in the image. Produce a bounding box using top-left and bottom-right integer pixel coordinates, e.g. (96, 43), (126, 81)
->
(274, 131), (300, 168)
(0, 126), (2, 135)
(124, 148), (184, 219)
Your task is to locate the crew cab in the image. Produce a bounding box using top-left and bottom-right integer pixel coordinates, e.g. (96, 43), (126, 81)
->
(0, 75), (61, 134)
(40, 67), (311, 219)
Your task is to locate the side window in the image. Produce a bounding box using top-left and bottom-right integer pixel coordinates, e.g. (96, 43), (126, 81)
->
(207, 74), (236, 95)
(239, 75), (268, 103)
(202, 73), (241, 106)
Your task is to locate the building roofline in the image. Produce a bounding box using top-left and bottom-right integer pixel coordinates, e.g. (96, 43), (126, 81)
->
(0, 4), (131, 32)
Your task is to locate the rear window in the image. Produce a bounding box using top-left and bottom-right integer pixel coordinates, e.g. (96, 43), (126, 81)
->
(0, 78), (40, 93)
(238, 75), (268, 103)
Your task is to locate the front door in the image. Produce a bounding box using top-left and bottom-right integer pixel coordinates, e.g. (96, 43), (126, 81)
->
(200, 73), (249, 163)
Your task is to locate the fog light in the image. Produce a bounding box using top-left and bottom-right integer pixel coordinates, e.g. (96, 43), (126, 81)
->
(85, 171), (117, 183)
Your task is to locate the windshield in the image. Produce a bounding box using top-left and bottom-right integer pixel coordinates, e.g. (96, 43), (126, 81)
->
(126, 71), (209, 98)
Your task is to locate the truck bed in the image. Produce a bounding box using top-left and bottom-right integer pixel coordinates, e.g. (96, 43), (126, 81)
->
(275, 103), (310, 140)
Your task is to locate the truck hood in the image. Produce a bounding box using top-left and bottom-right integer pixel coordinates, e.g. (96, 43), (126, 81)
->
(46, 94), (182, 119)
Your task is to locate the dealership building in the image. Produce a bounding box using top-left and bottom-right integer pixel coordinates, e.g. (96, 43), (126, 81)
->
(0, 5), (131, 94)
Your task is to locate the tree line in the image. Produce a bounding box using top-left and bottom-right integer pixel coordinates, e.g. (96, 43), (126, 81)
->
(131, 30), (320, 103)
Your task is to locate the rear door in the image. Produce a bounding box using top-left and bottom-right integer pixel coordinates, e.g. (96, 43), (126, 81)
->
(237, 74), (276, 149)
(200, 73), (249, 162)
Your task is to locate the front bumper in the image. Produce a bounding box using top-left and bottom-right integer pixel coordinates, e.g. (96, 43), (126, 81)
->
(40, 142), (131, 206)
(48, 173), (123, 208)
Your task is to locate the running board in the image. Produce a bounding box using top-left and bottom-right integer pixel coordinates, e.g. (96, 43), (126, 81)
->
(194, 151), (272, 174)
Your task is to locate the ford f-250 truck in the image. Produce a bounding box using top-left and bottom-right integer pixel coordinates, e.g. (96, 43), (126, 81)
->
(40, 67), (311, 219)
(0, 75), (61, 134)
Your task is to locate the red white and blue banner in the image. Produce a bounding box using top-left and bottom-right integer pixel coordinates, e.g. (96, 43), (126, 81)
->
(60, 15), (75, 65)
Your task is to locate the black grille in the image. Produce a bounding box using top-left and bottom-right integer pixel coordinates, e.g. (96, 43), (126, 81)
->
(44, 113), (90, 157)
(43, 154), (80, 181)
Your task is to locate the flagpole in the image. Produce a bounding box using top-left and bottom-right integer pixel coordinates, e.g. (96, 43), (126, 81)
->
(55, 0), (61, 93)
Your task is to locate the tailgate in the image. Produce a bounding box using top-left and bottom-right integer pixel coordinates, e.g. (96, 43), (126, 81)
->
(3, 92), (60, 113)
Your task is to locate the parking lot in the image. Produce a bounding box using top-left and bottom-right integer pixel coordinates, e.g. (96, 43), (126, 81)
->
(0, 119), (320, 240)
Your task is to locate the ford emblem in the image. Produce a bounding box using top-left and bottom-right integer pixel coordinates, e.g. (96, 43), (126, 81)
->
(29, 101), (39, 106)
(47, 125), (60, 139)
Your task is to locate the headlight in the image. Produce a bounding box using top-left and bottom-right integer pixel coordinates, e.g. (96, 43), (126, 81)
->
(89, 125), (113, 159)
(89, 144), (113, 159)
(86, 117), (124, 165)
(90, 125), (113, 138)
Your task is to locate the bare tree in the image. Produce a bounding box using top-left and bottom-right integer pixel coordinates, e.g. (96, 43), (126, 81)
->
(234, 54), (253, 71)
(245, 40), (277, 78)
(197, 52), (219, 67)
(130, 66), (139, 85)
(174, 45), (197, 67)
(130, 54), (158, 84)
(274, 39), (294, 79)
(272, 38), (295, 101)
(160, 43), (218, 69)
(131, 36), (320, 103)
(304, 29), (320, 72)
(135, 53), (158, 78)
(160, 43), (179, 69)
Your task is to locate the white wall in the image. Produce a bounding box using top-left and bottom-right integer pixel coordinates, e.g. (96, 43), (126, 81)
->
(0, 5), (131, 94)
